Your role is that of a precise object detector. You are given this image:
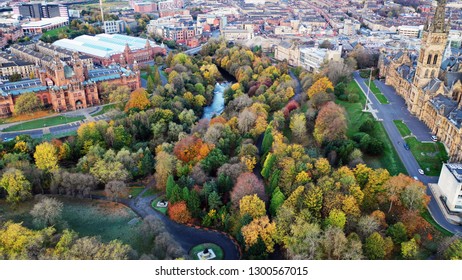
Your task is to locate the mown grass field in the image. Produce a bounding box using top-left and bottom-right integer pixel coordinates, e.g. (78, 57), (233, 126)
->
(405, 137), (448, 176)
(3, 115), (85, 132)
(363, 79), (389, 104)
(393, 120), (412, 137)
(0, 197), (147, 253)
(337, 80), (407, 175)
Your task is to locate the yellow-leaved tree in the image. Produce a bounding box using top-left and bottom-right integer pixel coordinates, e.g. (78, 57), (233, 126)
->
(307, 76), (334, 98)
(239, 194), (266, 219)
(34, 142), (59, 172)
(124, 88), (150, 112)
(241, 216), (276, 253)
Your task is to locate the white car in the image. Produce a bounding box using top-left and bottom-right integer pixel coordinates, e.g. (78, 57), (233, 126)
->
(418, 169), (424, 175)
(413, 176), (419, 180)
(431, 135), (438, 142)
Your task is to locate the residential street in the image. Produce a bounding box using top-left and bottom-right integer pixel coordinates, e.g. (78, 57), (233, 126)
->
(353, 72), (462, 234)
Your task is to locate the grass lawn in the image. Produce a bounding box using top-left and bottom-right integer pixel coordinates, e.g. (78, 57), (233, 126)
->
(91, 104), (117, 117)
(42, 26), (69, 38)
(142, 188), (158, 198)
(393, 120), (412, 137)
(421, 209), (453, 237)
(189, 243), (224, 260)
(405, 137), (448, 176)
(337, 80), (407, 175)
(0, 197), (148, 253)
(151, 196), (168, 215)
(363, 79), (389, 104)
(3, 115), (85, 132)
(129, 187), (145, 198)
(41, 130), (77, 141)
(0, 110), (55, 125)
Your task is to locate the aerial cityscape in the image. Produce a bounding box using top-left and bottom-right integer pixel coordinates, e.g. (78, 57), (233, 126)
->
(0, 0), (461, 261)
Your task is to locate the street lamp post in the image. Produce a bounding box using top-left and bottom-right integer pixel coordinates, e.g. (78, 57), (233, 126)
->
(364, 67), (374, 112)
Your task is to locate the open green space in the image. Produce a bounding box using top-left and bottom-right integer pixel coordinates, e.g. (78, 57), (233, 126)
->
(405, 137), (448, 176)
(129, 187), (145, 198)
(151, 196), (168, 215)
(91, 104), (116, 117)
(42, 26), (69, 38)
(0, 197), (147, 253)
(142, 188), (158, 198)
(337, 80), (407, 175)
(421, 209), (453, 237)
(3, 115), (85, 132)
(189, 243), (224, 260)
(364, 79), (389, 104)
(41, 130), (78, 141)
(393, 120), (412, 137)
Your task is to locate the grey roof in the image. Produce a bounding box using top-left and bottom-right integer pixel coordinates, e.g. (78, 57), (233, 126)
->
(423, 78), (442, 93)
(429, 94), (457, 116)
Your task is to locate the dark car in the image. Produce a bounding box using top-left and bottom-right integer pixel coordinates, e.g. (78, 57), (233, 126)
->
(404, 143), (410, 150)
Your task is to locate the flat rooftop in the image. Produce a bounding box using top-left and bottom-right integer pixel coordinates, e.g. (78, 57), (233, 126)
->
(21, 17), (69, 28)
(52, 34), (163, 59)
(446, 163), (462, 182)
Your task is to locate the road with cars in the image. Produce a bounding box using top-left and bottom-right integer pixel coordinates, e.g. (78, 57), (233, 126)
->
(353, 72), (462, 234)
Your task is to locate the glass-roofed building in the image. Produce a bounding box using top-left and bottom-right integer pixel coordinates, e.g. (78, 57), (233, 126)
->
(53, 34), (166, 66)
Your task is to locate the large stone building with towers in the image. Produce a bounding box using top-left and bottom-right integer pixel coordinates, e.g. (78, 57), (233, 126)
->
(0, 41), (141, 118)
(379, 0), (462, 161)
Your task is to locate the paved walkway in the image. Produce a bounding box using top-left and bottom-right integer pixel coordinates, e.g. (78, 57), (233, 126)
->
(101, 187), (241, 260)
(353, 72), (462, 234)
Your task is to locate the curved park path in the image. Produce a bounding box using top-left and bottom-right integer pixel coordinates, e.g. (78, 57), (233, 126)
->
(99, 188), (241, 260)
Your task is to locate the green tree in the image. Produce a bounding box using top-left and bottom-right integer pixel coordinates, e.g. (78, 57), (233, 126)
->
(0, 168), (32, 205)
(386, 222), (408, 244)
(261, 152), (275, 180)
(153, 65), (161, 85)
(444, 239), (462, 260)
(364, 232), (386, 260)
(324, 209), (346, 230)
(14, 92), (40, 115)
(261, 127), (273, 156)
(401, 238), (418, 259)
(147, 76), (155, 94)
(269, 187), (285, 216)
(166, 175), (175, 200)
(201, 148), (228, 175)
(208, 191), (222, 210)
(187, 190), (201, 217)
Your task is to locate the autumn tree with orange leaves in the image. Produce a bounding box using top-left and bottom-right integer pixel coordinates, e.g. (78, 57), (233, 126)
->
(307, 76), (334, 99)
(124, 88), (150, 112)
(168, 201), (192, 224)
(173, 135), (213, 164)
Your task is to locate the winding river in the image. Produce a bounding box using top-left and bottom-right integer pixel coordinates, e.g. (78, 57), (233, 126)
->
(202, 82), (231, 120)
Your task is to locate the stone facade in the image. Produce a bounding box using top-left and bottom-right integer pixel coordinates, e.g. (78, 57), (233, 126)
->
(0, 48), (140, 118)
(379, 0), (462, 161)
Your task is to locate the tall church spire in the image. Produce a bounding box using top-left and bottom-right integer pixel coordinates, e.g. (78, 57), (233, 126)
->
(428, 0), (448, 33)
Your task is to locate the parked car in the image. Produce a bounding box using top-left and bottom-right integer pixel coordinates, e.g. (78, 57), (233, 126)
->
(418, 169), (424, 175)
(404, 143), (410, 150)
(431, 135), (438, 142)
(413, 176), (419, 180)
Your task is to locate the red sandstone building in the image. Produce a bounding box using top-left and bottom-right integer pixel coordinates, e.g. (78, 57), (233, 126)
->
(0, 49), (141, 118)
